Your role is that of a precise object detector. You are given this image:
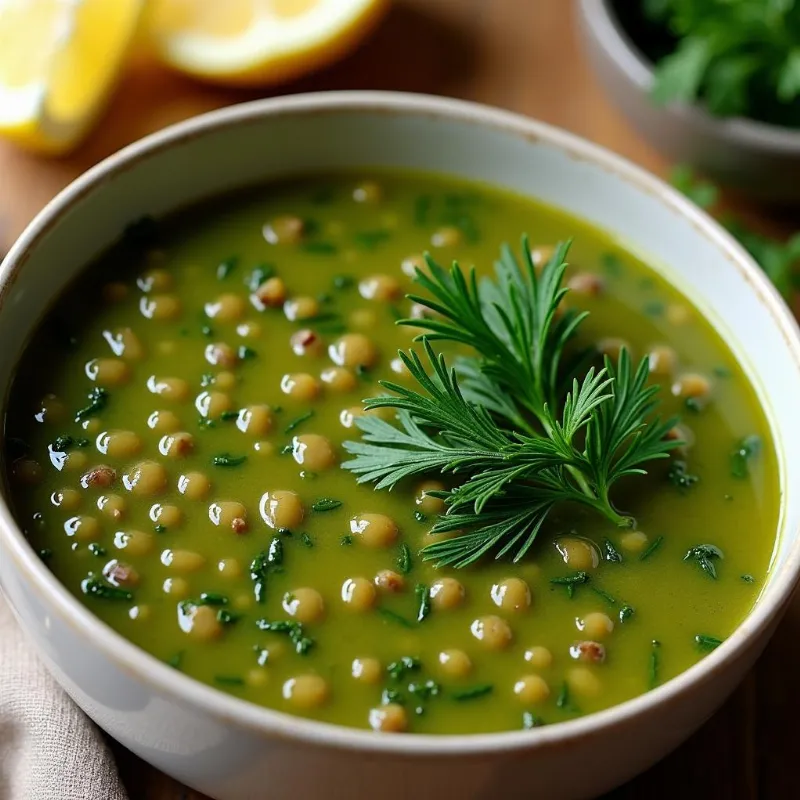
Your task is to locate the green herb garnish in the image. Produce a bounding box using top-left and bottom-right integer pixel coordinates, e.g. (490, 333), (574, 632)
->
(216, 256), (238, 280)
(238, 345), (257, 360)
(381, 688), (406, 705)
(268, 536), (283, 566)
(378, 608), (416, 628)
(354, 230), (391, 249)
(154, 524), (166, 533)
(601, 252), (624, 276)
(695, 634), (724, 651)
(342, 238), (679, 568)
(684, 543), (724, 579)
(591, 586), (617, 606)
(415, 583), (431, 622)
(741, 574), (755, 584)
(523, 712), (545, 729)
(409, 680), (440, 701)
(619, 604), (635, 623)
(216, 609), (241, 625)
(301, 533), (314, 548)
(603, 537), (623, 563)
(246, 264), (275, 292)
(340, 534), (353, 546)
(284, 410), (314, 434)
(311, 498), (342, 513)
(414, 194), (432, 225)
(199, 592), (228, 606)
(81, 576), (132, 601)
(387, 656), (421, 680)
(167, 652), (184, 670)
(649, 640), (661, 689)
(452, 684), (493, 701)
(75, 387), (109, 421)
(88, 543), (106, 557)
(38, 548), (53, 562)
(214, 675), (245, 686)
(333, 274), (354, 290)
(255, 619), (314, 655)
(668, 459), (699, 491)
(50, 435), (75, 452)
(640, 535), (664, 562)
(302, 241), (338, 255)
(731, 435), (761, 479)
(684, 397), (703, 414)
(550, 571), (589, 599)
(250, 551), (269, 603)
(397, 543), (413, 574)
(212, 453), (247, 467)
(556, 682), (570, 709)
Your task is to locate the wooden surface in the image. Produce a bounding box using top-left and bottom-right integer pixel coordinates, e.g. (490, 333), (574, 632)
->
(1, 1), (796, 797)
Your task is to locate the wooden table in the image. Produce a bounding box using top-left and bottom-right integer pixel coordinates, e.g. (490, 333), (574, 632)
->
(1, 1), (795, 797)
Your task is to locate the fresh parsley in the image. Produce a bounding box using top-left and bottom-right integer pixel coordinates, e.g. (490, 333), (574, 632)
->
(632, 0), (800, 128)
(684, 543), (724, 579)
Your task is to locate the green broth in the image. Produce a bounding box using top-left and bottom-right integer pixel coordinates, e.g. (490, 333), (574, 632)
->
(3, 171), (779, 734)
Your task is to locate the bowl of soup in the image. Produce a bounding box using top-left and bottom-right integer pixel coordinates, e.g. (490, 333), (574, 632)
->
(1, 92), (799, 800)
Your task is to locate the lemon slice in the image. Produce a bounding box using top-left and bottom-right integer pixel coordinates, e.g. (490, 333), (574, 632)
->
(149, 0), (390, 87)
(0, 0), (144, 154)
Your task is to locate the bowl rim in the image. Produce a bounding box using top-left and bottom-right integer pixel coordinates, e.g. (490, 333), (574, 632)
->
(2, 90), (800, 756)
(579, 0), (800, 152)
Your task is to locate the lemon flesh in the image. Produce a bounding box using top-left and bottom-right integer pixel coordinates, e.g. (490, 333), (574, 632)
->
(149, 0), (390, 87)
(0, 0), (144, 154)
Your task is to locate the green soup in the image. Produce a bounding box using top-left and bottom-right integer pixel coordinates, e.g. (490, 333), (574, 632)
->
(3, 172), (778, 734)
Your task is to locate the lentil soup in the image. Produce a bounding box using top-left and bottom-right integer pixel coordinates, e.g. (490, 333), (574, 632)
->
(3, 172), (778, 734)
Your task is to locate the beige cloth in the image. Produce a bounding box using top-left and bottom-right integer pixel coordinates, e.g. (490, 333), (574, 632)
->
(0, 592), (128, 800)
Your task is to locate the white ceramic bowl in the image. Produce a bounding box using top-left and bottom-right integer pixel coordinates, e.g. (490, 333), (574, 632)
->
(577, 0), (800, 204)
(1, 92), (800, 800)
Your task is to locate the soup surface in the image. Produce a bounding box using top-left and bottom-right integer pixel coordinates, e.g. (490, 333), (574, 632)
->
(3, 172), (779, 734)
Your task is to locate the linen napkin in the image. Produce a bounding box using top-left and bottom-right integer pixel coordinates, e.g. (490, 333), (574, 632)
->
(0, 590), (129, 800)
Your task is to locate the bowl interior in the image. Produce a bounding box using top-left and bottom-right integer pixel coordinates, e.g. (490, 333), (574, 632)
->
(2, 92), (800, 747)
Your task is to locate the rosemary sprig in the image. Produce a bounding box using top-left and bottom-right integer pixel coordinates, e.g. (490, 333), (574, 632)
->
(343, 237), (679, 568)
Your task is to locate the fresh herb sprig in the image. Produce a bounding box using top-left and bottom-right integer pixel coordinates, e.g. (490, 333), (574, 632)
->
(343, 238), (679, 567)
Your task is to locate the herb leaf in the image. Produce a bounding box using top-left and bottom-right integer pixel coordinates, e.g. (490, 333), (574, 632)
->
(212, 453), (247, 467)
(397, 543), (413, 574)
(684, 543), (724, 579)
(695, 633), (724, 651)
(81, 576), (132, 601)
(311, 498), (342, 513)
(285, 410), (314, 434)
(75, 387), (109, 421)
(343, 238), (679, 568)
(731, 435), (761, 479)
(452, 684), (493, 701)
(415, 583), (432, 622)
(255, 619), (314, 655)
(387, 656), (421, 681)
(667, 459), (699, 491)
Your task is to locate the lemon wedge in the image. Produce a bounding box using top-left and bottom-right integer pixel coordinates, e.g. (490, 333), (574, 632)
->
(148, 0), (390, 87)
(0, 0), (144, 154)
